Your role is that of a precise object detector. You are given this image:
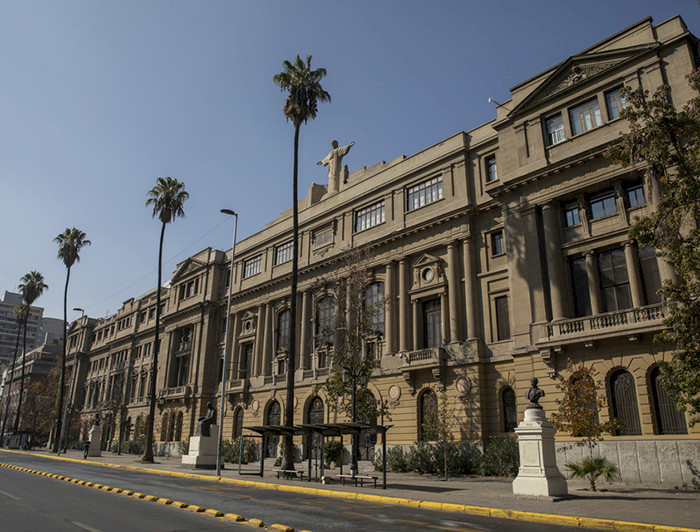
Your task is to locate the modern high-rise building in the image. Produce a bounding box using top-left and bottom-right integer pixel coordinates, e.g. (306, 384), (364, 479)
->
(62, 15), (699, 484)
(0, 291), (43, 366)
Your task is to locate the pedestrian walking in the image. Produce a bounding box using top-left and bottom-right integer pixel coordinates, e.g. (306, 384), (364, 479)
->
(83, 439), (90, 459)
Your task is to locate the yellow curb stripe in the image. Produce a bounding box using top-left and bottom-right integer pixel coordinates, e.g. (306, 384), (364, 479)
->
(171, 501), (188, 508)
(186, 505), (205, 512)
(157, 498), (173, 505)
(270, 525), (294, 532)
(205, 509), (224, 517)
(247, 518), (265, 527)
(224, 513), (245, 522)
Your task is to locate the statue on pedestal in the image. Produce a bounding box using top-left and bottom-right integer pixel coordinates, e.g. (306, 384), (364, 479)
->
(318, 140), (354, 194)
(197, 402), (217, 438)
(526, 377), (545, 409)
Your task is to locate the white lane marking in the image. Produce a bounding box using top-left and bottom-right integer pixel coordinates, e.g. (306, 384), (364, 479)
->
(68, 521), (103, 532)
(0, 489), (22, 501)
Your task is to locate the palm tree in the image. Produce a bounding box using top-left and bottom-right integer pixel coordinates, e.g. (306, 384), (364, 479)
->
(566, 456), (620, 492)
(142, 177), (189, 462)
(0, 304), (29, 446)
(14, 271), (48, 432)
(273, 55), (330, 469)
(54, 228), (91, 452)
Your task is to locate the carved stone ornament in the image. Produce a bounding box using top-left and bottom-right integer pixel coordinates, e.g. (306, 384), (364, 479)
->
(544, 61), (618, 98)
(455, 377), (471, 395)
(388, 385), (401, 401)
(251, 399), (259, 413)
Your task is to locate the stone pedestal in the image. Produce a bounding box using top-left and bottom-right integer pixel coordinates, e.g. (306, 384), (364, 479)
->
(181, 425), (218, 469)
(512, 407), (568, 497)
(88, 425), (102, 457)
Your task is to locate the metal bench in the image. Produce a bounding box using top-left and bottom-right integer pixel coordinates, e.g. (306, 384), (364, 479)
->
(273, 469), (305, 480)
(337, 474), (378, 488)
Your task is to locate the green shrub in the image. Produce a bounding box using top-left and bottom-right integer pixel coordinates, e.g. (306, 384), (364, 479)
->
(121, 436), (146, 455)
(373, 445), (410, 472)
(179, 437), (190, 455)
(408, 441), (436, 474)
(323, 440), (343, 467)
(221, 436), (259, 464)
(476, 435), (519, 477)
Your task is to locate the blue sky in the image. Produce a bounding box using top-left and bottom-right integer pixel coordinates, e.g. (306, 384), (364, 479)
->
(2, 1), (699, 321)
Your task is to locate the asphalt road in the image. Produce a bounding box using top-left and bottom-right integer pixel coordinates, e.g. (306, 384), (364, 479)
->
(0, 452), (596, 532)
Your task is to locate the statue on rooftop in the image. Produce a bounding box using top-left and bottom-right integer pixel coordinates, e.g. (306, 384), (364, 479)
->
(318, 140), (354, 194)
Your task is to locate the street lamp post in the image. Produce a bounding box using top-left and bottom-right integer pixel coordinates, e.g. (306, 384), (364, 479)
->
(217, 209), (238, 477)
(341, 366), (368, 477)
(59, 307), (85, 454)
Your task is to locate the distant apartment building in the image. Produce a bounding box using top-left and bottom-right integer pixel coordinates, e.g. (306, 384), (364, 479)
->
(64, 16), (699, 483)
(0, 291), (43, 366)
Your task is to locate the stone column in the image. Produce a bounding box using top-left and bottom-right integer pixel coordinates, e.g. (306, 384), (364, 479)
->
(300, 291), (310, 369)
(262, 303), (273, 376)
(254, 304), (265, 376)
(440, 293), (449, 345)
(542, 203), (567, 321)
(399, 259), (410, 352)
(624, 241), (644, 308)
(412, 300), (420, 351)
(447, 241), (461, 343)
(585, 251), (602, 315)
(462, 237), (480, 340)
(384, 262), (395, 354)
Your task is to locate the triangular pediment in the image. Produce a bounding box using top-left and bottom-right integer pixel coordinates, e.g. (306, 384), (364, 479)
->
(510, 44), (657, 117)
(413, 253), (440, 268)
(171, 258), (206, 282)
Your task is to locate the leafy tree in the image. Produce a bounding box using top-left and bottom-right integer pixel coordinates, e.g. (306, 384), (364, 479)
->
(273, 55), (330, 469)
(607, 71), (700, 424)
(23, 367), (60, 439)
(15, 271), (48, 432)
(419, 387), (458, 481)
(551, 360), (619, 456)
(54, 228), (90, 452)
(0, 304), (29, 445)
(143, 177), (189, 462)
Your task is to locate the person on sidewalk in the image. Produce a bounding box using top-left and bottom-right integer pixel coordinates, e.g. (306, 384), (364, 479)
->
(83, 439), (90, 459)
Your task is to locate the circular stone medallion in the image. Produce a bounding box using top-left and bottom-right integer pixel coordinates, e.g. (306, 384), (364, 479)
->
(251, 399), (259, 413)
(388, 385), (401, 401)
(456, 377), (471, 394)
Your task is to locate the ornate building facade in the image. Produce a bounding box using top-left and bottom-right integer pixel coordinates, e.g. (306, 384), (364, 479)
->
(65, 16), (699, 483)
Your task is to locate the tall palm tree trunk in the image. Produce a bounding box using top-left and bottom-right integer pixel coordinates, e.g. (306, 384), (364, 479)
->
(0, 325), (23, 446)
(13, 322), (29, 432)
(53, 266), (71, 452)
(283, 123), (301, 470)
(143, 221), (166, 462)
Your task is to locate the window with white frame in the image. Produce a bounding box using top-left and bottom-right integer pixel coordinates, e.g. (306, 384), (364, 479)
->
(485, 155), (498, 182)
(545, 113), (566, 145)
(243, 255), (262, 278)
(605, 87), (628, 120)
(274, 241), (293, 265)
(569, 97), (602, 135)
(354, 200), (385, 232)
(407, 176), (443, 211)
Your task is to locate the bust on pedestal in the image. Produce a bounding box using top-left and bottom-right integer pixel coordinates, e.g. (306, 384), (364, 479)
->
(181, 402), (218, 469)
(88, 414), (102, 457)
(512, 378), (568, 498)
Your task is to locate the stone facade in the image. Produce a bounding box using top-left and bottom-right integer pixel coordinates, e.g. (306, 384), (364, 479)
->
(65, 16), (699, 483)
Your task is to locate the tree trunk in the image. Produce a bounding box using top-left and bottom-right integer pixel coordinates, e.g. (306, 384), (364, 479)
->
(282, 123), (301, 470)
(143, 221), (166, 462)
(14, 319), (30, 432)
(0, 323), (23, 446)
(54, 266), (71, 453)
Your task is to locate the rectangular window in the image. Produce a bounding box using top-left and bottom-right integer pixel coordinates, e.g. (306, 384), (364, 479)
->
(422, 299), (442, 348)
(179, 278), (199, 300)
(590, 191), (617, 219)
(491, 230), (505, 256)
(564, 201), (581, 227)
(407, 176), (443, 211)
(605, 87), (628, 120)
(274, 241), (294, 265)
(495, 296), (511, 341)
(571, 257), (591, 317)
(597, 248), (632, 312)
(638, 247), (662, 305)
(355, 200), (386, 232)
(626, 184), (646, 208)
(243, 255), (262, 278)
(569, 97), (602, 135)
(485, 155), (498, 182)
(314, 228), (333, 247)
(546, 113), (566, 145)
(148, 307), (155, 320)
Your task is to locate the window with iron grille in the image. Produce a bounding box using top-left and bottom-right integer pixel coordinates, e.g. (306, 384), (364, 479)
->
(502, 387), (517, 432)
(407, 176), (443, 211)
(610, 370), (641, 435)
(274, 241), (293, 265)
(650, 366), (687, 435)
(354, 200), (385, 232)
(243, 255), (262, 278)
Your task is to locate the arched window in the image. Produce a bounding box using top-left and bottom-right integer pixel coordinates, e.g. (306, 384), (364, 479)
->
(167, 412), (176, 442)
(364, 282), (385, 335)
(315, 297), (335, 346)
(358, 390), (378, 461)
(175, 412), (184, 441)
(502, 387), (517, 432)
(418, 389), (438, 441)
(266, 400), (281, 458)
(650, 366), (687, 435)
(233, 407), (244, 439)
(610, 370), (641, 435)
(160, 412), (169, 441)
(306, 396), (325, 459)
(277, 309), (291, 352)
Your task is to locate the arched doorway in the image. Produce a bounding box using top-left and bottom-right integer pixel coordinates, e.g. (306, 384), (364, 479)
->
(305, 396), (324, 459)
(357, 390), (377, 461)
(266, 400), (281, 458)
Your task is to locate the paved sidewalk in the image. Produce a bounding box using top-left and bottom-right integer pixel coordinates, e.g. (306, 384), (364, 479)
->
(15, 449), (700, 531)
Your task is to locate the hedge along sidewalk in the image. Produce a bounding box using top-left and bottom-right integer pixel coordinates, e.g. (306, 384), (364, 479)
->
(4, 448), (699, 532)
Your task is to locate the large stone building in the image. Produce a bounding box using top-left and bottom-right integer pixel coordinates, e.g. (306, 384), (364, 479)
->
(64, 16), (699, 484)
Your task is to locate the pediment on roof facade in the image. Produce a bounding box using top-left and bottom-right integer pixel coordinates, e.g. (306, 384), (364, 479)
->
(171, 258), (206, 282)
(510, 44), (656, 117)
